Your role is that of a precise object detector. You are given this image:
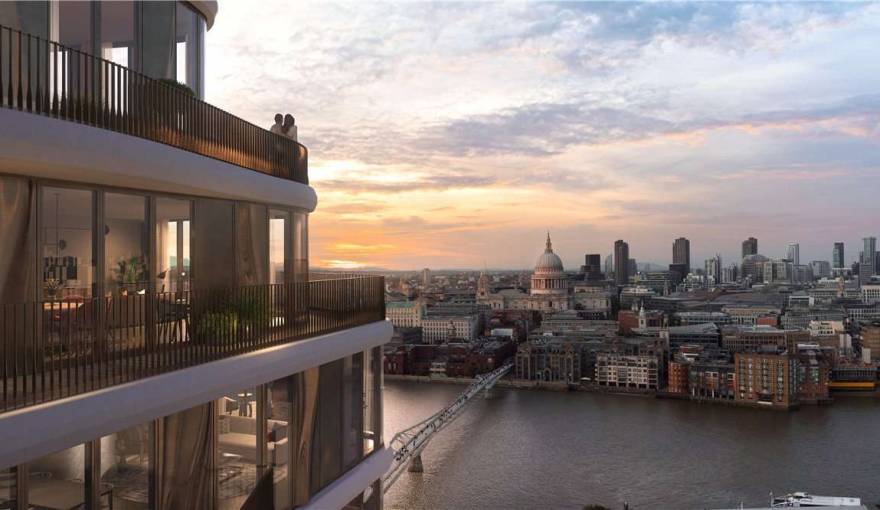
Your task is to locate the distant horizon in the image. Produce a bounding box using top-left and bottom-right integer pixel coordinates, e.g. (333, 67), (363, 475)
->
(207, 2), (880, 270)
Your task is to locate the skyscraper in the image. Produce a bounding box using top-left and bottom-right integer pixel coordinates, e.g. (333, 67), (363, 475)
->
(582, 254), (603, 281)
(614, 240), (630, 285)
(673, 237), (691, 274)
(742, 237), (758, 259)
(860, 237), (877, 284)
(705, 254), (722, 286)
(786, 243), (800, 265)
(604, 254), (614, 277)
(833, 242), (845, 269)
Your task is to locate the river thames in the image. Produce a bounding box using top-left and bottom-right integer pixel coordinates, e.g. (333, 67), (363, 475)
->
(384, 380), (880, 509)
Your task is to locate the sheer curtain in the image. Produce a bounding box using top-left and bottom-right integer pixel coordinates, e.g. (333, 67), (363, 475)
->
(0, 176), (36, 304)
(161, 404), (214, 509)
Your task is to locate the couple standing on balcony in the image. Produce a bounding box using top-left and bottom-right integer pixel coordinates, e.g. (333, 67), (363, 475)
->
(271, 113), (298, 141)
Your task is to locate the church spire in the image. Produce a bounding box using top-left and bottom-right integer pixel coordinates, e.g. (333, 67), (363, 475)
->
(545, 231), (552, 253)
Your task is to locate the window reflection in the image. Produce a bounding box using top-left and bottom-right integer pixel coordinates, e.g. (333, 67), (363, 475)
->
(176, 3), (201, 91)
(99, 1), (134, 68)
(141, 1), (175, 80)
(57, 1), (93, 54)
(0, 2), (48, 38)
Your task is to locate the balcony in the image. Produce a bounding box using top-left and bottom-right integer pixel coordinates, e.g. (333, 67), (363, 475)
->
(0, 276), (385, 414)
(0, 23), (308, 185)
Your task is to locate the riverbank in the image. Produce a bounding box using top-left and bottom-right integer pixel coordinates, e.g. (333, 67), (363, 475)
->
(384, 374), (878, 409)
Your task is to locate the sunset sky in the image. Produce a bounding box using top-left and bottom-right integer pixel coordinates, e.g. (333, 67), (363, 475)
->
(205, 1), (880, 271)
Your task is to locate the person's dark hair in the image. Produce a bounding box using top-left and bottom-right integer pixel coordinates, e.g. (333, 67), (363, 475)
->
(284, 114), (295, 126)
(274, 113), (283, 123)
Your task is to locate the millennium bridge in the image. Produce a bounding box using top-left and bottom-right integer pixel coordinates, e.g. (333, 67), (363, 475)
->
(382, 360), (514, 491)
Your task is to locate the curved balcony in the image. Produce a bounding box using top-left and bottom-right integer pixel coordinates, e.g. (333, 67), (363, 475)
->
(0, 276), (386, 414)
(0, 24), (308, 185)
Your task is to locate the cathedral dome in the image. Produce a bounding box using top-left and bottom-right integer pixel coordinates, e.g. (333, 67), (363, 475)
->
(534, 233), (564, 273)
(531, 233), (569, 297)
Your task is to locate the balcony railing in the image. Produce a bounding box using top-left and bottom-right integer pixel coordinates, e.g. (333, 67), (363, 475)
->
(0, 24), (308, 184)
(0, 276), (385, 414)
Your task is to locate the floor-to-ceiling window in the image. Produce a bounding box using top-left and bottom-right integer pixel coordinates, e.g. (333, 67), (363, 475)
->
(141, 1), (175, 81)
(0, 2), (49, 37)
(99, 1), (135, 68)
(268, 377), (293, 509)
(293, 212), (308, 282)
(56, 0), (93, 54)
(364, 347), (381, 456)
(343, 353), (365, 470)
(27, 444), (102, 510)
(104, 192), (149, 356)
(269, 209), (290, 286)
(0, 467), (15, 508)
(175, 2), (203, 94)
(100, 423), (151, 510)
(41, 186), (94, 300)
(217, 387), (259, 510)
(104, 193), (148, 297)
(155, 197), (190, 294)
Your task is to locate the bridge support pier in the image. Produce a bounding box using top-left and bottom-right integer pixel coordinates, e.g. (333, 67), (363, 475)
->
(408, 454), (424, 473)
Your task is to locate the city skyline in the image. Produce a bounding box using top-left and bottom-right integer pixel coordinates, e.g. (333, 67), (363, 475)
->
(205, 2), (880, 269)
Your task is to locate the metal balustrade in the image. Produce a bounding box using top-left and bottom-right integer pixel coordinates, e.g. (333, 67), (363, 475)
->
(0, 23), (308, 184)
(0, 277), (385, 414)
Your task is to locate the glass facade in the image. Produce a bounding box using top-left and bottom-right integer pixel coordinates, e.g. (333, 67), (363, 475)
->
(4, 359), (384, 509)
(0, 1), (207, 98)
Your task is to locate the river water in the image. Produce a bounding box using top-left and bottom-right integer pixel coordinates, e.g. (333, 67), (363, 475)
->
(383, 380), (880, 509)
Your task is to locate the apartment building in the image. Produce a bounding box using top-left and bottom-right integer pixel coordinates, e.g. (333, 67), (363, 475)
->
(595, 353), (660, 390)
(0, 3), (391, 509)
(735, 349), (798, 410)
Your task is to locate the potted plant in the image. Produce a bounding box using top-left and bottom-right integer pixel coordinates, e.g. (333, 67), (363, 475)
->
(113, 256), (147, 295)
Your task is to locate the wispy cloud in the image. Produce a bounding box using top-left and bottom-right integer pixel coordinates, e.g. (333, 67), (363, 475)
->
(207, 1), (880, 269)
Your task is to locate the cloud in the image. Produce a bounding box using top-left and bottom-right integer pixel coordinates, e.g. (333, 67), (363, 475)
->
(206, 1), (880, 269)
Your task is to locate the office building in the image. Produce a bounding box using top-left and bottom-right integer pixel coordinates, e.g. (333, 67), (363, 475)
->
(0, 4), (390, 508)
(786, 243), (800, 266)
(722, 326), (810, 353)
(614, 240), (630, 285)
(705, 254), (722, 286)
(604, 254), (614, 278)
(386, 301), (426, 328)
(742, 237), (758, 259)
(810, 260), (831, 279)
(860, 237), (877, 285)
(833, 242), (845, 269)
(582, 254), (603, 281)
(672, 237), (691, 275)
